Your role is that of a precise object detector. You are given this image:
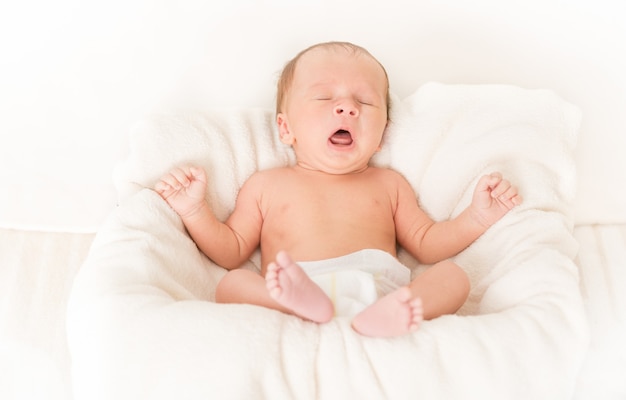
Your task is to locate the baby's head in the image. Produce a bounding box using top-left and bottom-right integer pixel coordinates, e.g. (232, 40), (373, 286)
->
(276, 42), (390, 118)
(274, 41), (390, 174)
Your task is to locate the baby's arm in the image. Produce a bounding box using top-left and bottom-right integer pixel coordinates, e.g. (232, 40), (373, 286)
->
(395, 172), (521, 264)
(155, 166), (263, 270)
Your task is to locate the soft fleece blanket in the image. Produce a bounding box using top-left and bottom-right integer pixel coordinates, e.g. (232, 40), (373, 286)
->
(67, 83), (588, 399)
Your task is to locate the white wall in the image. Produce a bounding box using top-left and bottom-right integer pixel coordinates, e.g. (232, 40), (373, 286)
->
(1, 0), (625, 231)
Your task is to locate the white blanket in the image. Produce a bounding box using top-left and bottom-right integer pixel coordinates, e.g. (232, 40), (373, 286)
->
(67, 83), (589, 399)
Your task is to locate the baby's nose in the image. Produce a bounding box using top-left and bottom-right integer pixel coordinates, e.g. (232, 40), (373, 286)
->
(334, 101), (359, 117)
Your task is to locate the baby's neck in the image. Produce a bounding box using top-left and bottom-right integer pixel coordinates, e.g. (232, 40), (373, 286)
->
(293, 162), (371, 176)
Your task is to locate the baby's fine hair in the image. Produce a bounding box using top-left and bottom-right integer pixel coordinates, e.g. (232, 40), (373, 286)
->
(275, 41), (390, 117)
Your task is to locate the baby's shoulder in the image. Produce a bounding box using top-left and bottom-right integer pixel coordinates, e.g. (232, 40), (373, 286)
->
(242, 166), (292, 188)
(248, 166), (292, 181)
(368, 166), (408, 183)
(368, 167), (417, 196)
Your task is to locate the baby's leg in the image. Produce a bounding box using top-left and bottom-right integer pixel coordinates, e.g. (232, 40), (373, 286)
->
(351, 287), (423, 337)
(215, 268), (288, 311)
(407, 259), (470, 320)
(265, 251), (334, 323)
(351, 259), (469, 337)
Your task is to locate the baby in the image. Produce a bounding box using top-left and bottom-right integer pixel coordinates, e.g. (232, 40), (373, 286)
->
(155, 41), (522, 337)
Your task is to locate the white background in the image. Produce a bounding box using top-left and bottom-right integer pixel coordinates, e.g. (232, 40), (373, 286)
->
(1, 0), (625, 230)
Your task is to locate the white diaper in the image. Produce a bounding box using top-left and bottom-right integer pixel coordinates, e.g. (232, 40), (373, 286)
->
(298, 249), (411, 318)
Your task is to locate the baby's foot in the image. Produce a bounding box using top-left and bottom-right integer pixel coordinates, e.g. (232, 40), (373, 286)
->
(351, 287), (423, 337)
(265, 251), (334, 323)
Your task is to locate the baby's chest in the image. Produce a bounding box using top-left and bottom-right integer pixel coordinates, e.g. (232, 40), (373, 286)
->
(270, 184), (394, 225)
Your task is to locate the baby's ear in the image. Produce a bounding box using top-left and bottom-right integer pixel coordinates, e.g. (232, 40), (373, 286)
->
(277, 113), (295, 145)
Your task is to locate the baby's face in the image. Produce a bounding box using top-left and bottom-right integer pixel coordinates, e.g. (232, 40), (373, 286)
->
(277, 48), (389, 174)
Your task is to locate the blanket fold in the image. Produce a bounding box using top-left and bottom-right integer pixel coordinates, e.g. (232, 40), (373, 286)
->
(67, 83), (588, 399)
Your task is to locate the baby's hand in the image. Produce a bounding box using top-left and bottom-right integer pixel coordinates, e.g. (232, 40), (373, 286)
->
(470, 172), (522, 227)
(155, 166), (208, 218)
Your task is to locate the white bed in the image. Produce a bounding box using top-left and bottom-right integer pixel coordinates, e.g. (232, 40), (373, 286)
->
(1, 1), (625, 399)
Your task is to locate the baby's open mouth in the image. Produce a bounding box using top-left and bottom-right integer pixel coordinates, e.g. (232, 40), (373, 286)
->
(329, 129), (353, 145)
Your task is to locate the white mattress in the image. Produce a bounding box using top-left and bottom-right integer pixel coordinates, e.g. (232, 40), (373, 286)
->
(1, 224), (624, 399)
(0, 229), (95, 400)
(573, 225), (626, 398)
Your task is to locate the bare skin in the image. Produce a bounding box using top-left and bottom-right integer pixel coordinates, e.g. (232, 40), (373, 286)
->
(265, 251), (335, 323)
(155, 43), (522, 337)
